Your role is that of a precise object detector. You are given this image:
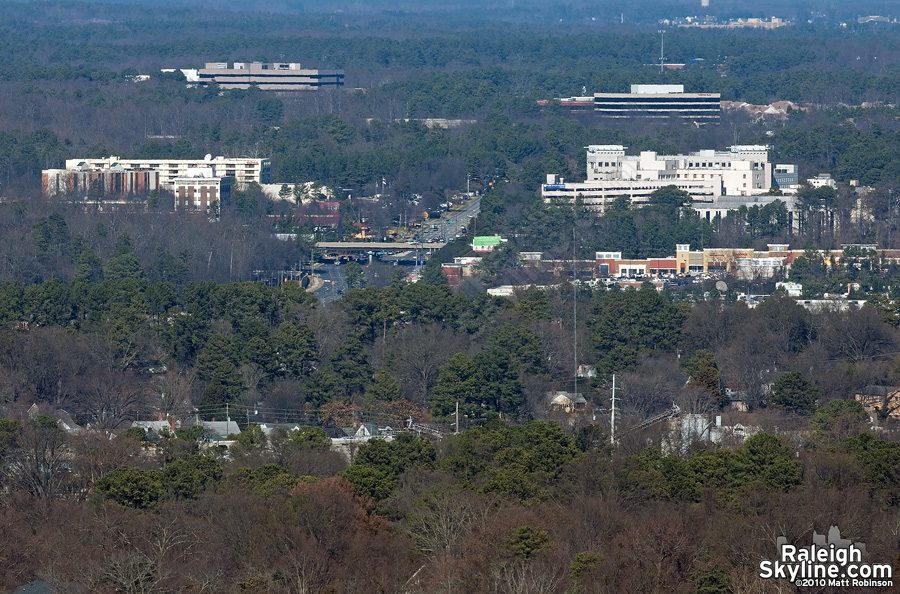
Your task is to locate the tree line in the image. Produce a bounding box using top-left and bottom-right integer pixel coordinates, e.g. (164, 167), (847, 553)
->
(1, 404), (899, 593)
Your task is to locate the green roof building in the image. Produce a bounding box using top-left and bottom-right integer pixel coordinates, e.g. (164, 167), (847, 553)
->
(472, 235), (505, 253)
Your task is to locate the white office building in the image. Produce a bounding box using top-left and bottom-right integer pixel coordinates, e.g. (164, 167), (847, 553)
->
(198, 62), (344, 90)
(543, 145), (775, 214)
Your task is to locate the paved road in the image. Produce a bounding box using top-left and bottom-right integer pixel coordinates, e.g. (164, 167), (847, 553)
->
(312, 198), (481, 302)
(312, 263), (347, 303)
(421, 197), (481, 242)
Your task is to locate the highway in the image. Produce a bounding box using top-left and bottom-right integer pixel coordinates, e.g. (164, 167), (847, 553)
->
(311, 263), (347, 304)
(311, 196), (481, 302)
(420, 197), (481, 242)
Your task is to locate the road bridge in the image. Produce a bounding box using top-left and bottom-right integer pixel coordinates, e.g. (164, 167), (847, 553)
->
(315, 241), (446, 251)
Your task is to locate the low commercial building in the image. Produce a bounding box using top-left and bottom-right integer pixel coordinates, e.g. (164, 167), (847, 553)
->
(535, 96), (594, 114)
(676, 243), (792, 278)
(295, 201), (341, 229)
(691, 194), (797, 227)
(596, 244), (795, 279)
(472, 235), (506, 253)
(596, 251), (678, 277)
(808, 174), (837, 189)
(606, 243), (900, 280)
(198, 62), (344, 90)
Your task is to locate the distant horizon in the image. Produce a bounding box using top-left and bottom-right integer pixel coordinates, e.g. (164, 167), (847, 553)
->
(11, 0), (900, 23)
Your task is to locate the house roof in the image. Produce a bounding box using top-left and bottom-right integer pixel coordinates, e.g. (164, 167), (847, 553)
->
(201, 420), (242, 439)
(132, 420), (173, 432)
(341, 423), (380, 438)
(14, 581), (58, 594)
(258, 422), (303, 435)
(859, 386), (900, 397)
(547, 391), (586, 404)
(27, 404), (81, 434)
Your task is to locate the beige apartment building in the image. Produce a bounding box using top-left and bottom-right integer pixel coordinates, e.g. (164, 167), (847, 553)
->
(63, 156), (270, 187)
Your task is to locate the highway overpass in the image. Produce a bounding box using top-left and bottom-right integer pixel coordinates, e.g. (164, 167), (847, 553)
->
(315, 241), (446, 252)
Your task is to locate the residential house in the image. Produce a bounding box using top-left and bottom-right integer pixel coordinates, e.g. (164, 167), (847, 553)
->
(855, 386), (900, 419)
(200, 420), (242, 442)
(547, 390), (587, 413)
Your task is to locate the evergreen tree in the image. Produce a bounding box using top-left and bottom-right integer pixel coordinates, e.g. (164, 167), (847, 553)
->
(770, 371), (819, 415)
(419, 257), (448, 286)
(365, 369), (403, 403)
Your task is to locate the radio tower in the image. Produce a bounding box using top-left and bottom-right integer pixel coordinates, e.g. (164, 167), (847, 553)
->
(658, 30), (666, 74)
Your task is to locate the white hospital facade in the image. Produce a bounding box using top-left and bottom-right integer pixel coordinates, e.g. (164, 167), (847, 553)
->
(543, 145), (776, 214)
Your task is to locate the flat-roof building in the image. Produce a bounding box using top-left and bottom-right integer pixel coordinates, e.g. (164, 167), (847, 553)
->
(691, 194), (797, 227)
(472, 235), (506, 253)
(198, 62), (344, 90)
(544, 145), (776, 214)
(774, 164), (800, 190)
(64, 156), (270, 187)
(42, 168), (159, 198)
(174, 167), (230, 216)
(593, 85), (721, 120)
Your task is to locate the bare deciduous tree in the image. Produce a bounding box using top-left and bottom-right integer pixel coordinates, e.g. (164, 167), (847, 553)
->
(395, 323), (467, 404)
(4, 415), (70, 498)
(71, 371), (146, 430)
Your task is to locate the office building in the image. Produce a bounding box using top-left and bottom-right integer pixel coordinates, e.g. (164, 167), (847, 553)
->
(593, 85), (720, 120)
(198, 62), (344, 90)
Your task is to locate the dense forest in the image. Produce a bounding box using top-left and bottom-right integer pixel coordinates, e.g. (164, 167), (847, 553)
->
(6, 0), (900, 591)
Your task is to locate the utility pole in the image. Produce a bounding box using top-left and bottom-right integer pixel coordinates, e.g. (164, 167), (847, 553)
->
(455, 401), (459, 434)
(226, 402), (230, 436)
(573, 224), (577, 398)
(610, 374), (617, 444)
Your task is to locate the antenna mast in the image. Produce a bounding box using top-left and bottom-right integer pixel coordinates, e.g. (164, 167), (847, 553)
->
(658, 30), (666, 74)
(610, 374), (617, 444)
